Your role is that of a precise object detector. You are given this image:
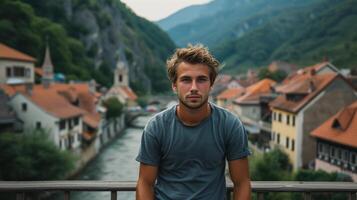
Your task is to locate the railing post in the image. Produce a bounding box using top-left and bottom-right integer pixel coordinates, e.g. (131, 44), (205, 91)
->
(16, 192), (25, 200)
(64, 191), (70, 200)
(111, 191), (117, 200)
(304, 192), (311, 200)
(257, 192), (264, 200)
(226, 190), (231, 200)
(349, 192), (357, 200)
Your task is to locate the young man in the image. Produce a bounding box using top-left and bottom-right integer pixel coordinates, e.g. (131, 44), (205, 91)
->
(136, 45), (251, 200)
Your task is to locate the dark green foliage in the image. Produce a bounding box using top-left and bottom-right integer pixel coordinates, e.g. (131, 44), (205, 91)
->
(213, 0), (357, 72)
(291, 170), (352, 200)
(250, 148), (292, 181)
(0, 0), (175, 94)
(0, 131), (75, 181)
(103, 97), (124, 119)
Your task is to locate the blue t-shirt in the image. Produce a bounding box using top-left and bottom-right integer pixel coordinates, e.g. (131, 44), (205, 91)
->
(136, 103), (250, 200)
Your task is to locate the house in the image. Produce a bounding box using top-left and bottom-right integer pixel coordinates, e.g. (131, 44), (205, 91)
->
(216, 87), (245, 110)
(270, 70), (356, 169)
(9, 86), (84, 150)
(0, 89), (21, 133)
(311, 101), (357, 182)
(105, 61), (137, 107)
(0, 43), (36, 84)
(232, 79), (276, 151)
(233, 78), (276, 123)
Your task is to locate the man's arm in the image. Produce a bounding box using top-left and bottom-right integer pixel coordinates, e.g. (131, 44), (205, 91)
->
(228, 157), (251, 200)
(136, 163), (158, 200)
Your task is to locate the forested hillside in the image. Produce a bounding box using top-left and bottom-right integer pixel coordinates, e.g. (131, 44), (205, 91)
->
(0, 0), (176, 93)
(161, 0), (357, 73)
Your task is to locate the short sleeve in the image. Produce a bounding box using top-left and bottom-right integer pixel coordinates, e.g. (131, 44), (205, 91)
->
(136, 129), (161, 166)
(225, 117), (251, 161)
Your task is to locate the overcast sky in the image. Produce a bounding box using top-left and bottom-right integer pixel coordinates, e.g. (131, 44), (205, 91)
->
(121, 0), (211, 21)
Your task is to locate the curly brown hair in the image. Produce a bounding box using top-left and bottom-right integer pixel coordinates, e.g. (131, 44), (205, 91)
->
(166, 44), (220, 86)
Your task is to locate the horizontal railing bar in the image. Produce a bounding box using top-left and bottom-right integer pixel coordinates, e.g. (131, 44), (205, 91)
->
(0, 181), (356, 193)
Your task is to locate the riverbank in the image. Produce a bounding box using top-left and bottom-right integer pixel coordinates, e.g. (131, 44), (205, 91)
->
(68, 114), (127, 179)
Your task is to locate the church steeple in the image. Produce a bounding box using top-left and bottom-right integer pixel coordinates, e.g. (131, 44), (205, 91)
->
(114, 60), (128, 87)
(41, 40), (54, 88)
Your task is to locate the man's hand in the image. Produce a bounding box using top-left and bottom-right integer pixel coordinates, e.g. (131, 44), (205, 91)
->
(228, 158), (251, 200)
(136, 163), (158, 200)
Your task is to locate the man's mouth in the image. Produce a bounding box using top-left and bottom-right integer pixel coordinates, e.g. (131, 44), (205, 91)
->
(187, 95), (201, 99)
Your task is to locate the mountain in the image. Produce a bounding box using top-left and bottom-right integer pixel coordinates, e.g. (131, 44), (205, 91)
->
(213, 0), (357, 72)
(0, 0), (176, 94)
(160, 0), (357, 73)
(157, 0), (226, 31)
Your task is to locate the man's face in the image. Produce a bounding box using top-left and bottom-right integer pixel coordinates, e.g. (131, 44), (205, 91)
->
(172, 62), (212, 110)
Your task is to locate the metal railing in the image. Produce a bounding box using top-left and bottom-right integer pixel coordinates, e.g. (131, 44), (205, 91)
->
(0, 181), (356, 200)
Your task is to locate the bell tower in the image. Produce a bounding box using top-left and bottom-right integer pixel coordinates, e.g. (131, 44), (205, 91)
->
(114, 61), (128, 87)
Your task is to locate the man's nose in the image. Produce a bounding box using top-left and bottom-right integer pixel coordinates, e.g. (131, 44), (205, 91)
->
(190, 80), (198, 92)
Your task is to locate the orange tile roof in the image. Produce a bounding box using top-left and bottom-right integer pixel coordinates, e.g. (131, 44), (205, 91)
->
(216, 87), (245, 100)
(235, 78), (276, 104)
(311, 101), (357, 148)
(1, 83), (102, 119)
(108, 86), (137, 101)
(83, 113), (100, 129)
(0, 43), (36, 62)
(19, 87), (84, 119)
(34, 68), (44, 77)
(270, 74), (338, 113)
(281, 61), (337, 84)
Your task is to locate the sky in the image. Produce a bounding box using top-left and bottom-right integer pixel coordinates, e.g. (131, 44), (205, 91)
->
(120, 0), (211, 21)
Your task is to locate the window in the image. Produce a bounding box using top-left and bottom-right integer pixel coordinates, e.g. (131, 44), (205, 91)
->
(36, 122), (41, 129)
(22, 103), (27, 111)
(291, 139), (295, 151)
(318, 143), (323, 153)
(277, 133), (280, 144)
(13, 66), (25, 77)
(278, 113), (282, 122)
(351, 153), (356, 165)
(77, 133), (81, 142)
(331, 147), (336, 157)
(25, 68), (31, 78)
(6, 67), (12, 77)
(292, 116), (296, 126)
(59, 120), (66, 130)
(338, 149), (342, 159)
(273, 112), (276, 121)
(73, 117), (79, 126)
(286, 137), (290, 149)
(287, 115), (290, 125)
(59, 139), (62, 149)
(271, 132), (275, 141)
(119, 75), (122, 82)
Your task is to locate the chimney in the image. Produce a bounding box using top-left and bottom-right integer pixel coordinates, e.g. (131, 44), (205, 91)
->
(308, 80), (316, 93)
(310, 68), (316, 76)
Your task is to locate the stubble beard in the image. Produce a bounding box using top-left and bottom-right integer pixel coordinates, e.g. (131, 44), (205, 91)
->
(178, 94), (209, 110)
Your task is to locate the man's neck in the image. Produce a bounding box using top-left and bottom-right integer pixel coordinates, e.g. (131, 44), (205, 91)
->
(176, 103), (211, 126)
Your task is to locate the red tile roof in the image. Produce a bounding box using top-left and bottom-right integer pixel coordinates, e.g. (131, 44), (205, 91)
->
(216, 87), (245, 100)
(107, 86), (137, 101)
(19, 87), (84, 119)
(1, 83), (102, 120)
(281, 61), (337, 84)
(0, 43), (36, 62)
(235, 79), (276, 104)
(270, 74), (338, 113)
(311, 101), (357, 148)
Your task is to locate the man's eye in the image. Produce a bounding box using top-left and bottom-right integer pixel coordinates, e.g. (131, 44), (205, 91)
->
(181, 78), (191, 82)
(198, 78), (208, 82)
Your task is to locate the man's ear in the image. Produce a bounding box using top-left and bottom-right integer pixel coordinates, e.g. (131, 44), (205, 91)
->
(172, 83), (177, 93)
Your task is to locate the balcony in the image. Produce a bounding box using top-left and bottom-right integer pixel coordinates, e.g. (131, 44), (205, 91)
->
(0, 181), (356, 200)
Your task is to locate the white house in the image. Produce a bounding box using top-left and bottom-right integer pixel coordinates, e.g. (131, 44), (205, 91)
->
(0, 43), (35, 84)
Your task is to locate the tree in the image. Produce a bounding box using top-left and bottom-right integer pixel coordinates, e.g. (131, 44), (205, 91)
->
(0, 130), (75, 181)
(103, 97), (124, 120)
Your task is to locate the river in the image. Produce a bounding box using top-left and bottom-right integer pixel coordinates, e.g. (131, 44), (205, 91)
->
(54, 115), (151, 200)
